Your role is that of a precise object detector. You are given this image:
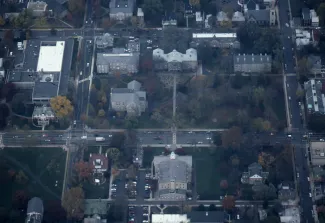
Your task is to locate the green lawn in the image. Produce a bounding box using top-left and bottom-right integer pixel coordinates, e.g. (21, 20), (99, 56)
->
(83, 181), (110, 199)
(0, 147), (66, 207)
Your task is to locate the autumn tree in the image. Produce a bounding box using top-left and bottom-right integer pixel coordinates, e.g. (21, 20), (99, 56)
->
(62, 187), (85, 220)
(220, 179), (229, 190)
(230, 155), (240, 166)
(252, 118), (272, 132)
(221, 126), (242, 148)
(74, 161), (92, 182)
(222, 196), (235, 210)
(12, 190), (29, 209)
(106, 147), (120, 163)
(50, 96), (74, 118)
(98, 109), (106, 117)
(68, 0), (85, 13)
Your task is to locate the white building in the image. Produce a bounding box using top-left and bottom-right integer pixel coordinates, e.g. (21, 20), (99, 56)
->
(27, 1), (48, 17)
(152, 214), (190, 223)
(37, 41), (65, 73)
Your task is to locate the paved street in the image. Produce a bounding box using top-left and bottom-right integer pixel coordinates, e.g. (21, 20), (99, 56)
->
(278, 0), (314, 221)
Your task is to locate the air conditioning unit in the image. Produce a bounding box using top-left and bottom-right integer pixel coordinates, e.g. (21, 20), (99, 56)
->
(320, 153), (324, 157)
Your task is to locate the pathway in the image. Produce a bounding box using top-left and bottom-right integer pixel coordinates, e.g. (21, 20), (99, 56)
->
(1, 153), (60, 199)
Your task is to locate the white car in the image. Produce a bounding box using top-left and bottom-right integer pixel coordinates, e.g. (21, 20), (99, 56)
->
(320, 139), (325, 142)
(81, 136), (87, 139)
(309, 193), (312, 197)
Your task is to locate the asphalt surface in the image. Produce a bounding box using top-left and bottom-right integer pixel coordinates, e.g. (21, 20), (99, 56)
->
(278, 0), (314, 221)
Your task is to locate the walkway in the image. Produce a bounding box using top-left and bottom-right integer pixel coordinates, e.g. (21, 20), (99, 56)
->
(1, 153), (60, 199)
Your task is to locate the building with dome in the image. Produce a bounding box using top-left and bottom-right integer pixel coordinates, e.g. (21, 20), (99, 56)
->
(152, 152), (192, 200)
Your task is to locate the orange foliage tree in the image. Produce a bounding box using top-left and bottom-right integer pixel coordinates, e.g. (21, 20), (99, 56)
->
(74, 161), (92, 182)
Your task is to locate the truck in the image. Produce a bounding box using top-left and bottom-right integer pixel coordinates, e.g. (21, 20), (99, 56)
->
(95, 137), (105, 142)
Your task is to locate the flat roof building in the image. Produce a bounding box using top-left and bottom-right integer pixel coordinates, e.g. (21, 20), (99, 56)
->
(191, 33), (240, 49)
(304, 79), (325, 114)
(37, 41), (65, 72)
(7, 38), (74, 103)
(27, 1), (48, 17)
(310, 141), (325, 166)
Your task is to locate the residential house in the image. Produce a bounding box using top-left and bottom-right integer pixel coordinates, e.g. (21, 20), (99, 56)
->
(195, 12), (204, 25)
(295, 29), (312, 48)
(89, 153), (108, 184)
(241, 162), (269, 184)
(45, 0), (68, 19)
(109, 0), (135, 20)
(304, 79), (325, 114)
(307, 55), (323, 75)
(127, 38), (140, 52)
(232, 11), (245, 25)
(137, 8), (144, 24)
(96, 33), (114, 49)
(234, 54), (272, 73)
(311, 10), (319, 27)
(191, 33), (240, 49)
(277, 182), (295, 200)
(27, 1), (48, 17)
(110, 80), (147, 116)
(96, 48), (140, 74)
(188, 211), (231, 223)
(153, 48), (198, 72)
(25, 197), (44, 223)
(216, 11), (230, 26)
(152, 152), (192, 200)
(205, 14), (213, 28)
(302, 8), (319, 26)
(246, 7), (276, 26)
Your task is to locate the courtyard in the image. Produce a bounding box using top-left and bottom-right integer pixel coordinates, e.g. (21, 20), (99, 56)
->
(0, 147), (66, 207)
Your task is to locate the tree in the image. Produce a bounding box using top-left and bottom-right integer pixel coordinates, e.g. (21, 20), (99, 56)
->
(98, 109), (106, 117)
(12, 9), (33, 28)
(252, 118), (272, 132)
(230, 155), (240, 166)
(35, 17), (47, 26)
(162, 27), (190, 53)
(221, 126), (242, 148)
(142, 0), (163, 25)
(126, 164), (137, 180)
(197, 204), (205, 211)
(0, 16), (5, 26)
(62, 187), (85, 220)
(220, 179), (229, 190)
(50, 96), (74, 118)
(252, 184), (277, 200)
(297, 57), (311, 76)
(189, 0), (200, 6)
(208, 204), (217, 211)
(222, 196), (235, 210)
(130, 16), (138, 27)
(106, 148), (120, 163)
(318, 3), (325, 26)
(197, 42), (214, 67)
(3, 30), (14, 47)
(44, 200), (67, 222)
(74, 161), (92, 182)
(68, 0), (85, 13)
(12, 190), (29, 209)
(15, 170), (28, 184)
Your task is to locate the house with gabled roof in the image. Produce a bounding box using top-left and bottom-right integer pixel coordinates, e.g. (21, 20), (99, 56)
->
(241, 162), (269, 185)
(246, 7), (276, 26)
(110, 80), (147, 116)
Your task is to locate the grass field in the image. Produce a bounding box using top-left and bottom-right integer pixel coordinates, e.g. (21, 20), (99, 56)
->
(0, 147), (66, 207)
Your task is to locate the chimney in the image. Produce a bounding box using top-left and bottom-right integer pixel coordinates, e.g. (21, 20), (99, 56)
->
(256, 4), (260, 10)
(206, 212), (208, 216)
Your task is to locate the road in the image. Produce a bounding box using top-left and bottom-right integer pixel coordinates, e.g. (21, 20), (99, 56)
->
(278, 0), (314, 221)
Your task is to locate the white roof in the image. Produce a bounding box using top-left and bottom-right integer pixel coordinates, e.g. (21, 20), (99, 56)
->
(152, 214), (189, 223)
(192, 33), (237, 38)
(37, 41), (65, 72)
(153, 48), (197, 62)
(250, 174), (262, 179)
(196, 12), (203, 22)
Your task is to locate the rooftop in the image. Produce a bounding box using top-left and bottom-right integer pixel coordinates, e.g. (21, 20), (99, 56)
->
(192, 33), (237, 38)
(304, 79), (325, 114)
(89, 153), (108, 171)
(27, 1), (48, 11)
(153, 48), (197, 62)
(109, 0), (134, 13)
(310, 141), (325, 166)
(152, 214), (189, 223)
(188, 211), (230, 223)
(234, 54), (271, 65)
(37, 41), (65, 72)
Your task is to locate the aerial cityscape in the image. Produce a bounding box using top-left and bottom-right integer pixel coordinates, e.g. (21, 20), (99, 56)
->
(0, 0), (324, 222)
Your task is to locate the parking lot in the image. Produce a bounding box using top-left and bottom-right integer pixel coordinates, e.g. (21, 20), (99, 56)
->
(128, 205), (149, 223)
